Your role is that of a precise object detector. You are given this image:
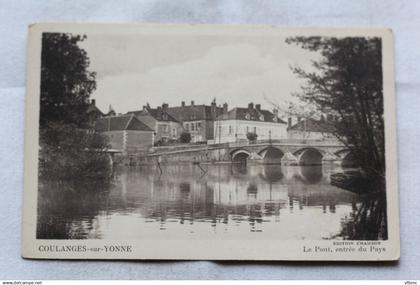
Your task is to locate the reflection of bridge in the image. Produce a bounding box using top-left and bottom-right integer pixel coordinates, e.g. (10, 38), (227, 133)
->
(122, 138), (354, 167)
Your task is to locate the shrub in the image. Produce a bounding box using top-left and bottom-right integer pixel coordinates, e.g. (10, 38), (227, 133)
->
(180, 132), (192, 143)
(246, 132), (258, 142)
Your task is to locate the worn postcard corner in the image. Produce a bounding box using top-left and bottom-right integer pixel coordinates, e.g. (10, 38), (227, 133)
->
(22, 23), (399, 261)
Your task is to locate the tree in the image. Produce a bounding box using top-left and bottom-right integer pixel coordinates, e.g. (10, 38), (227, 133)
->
(180, 132), (192, 143)
(39, 33), (110, 181)
(40, 33), (96, 129)
(286, 37), (385, 182)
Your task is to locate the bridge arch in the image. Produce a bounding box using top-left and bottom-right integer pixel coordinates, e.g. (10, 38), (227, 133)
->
(231, 149), (251, 163)
(294, 148), (324, 166)
(258, 146), (284, 164)
(341, 151), (360, 169)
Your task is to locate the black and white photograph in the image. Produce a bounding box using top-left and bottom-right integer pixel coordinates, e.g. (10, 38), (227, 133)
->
(22, 24), (399, 260)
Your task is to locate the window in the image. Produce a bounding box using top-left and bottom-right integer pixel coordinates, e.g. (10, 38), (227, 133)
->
(246, 126), (249, 133)
(253, 126), (257, 134)
(191, 123), (195, 131)
(197, 122), (202, 128)
(185, 123), (189, 131)
(229, 125), (232, 134)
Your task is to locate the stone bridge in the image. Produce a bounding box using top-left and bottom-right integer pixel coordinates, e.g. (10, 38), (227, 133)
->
(126, 138), (354, 167)
(228, 139), (350, 167)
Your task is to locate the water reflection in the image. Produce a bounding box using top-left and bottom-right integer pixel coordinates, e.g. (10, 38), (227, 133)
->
(37, 164), (385, 240)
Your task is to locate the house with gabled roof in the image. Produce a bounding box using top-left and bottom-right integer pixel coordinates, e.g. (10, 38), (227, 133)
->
(287, 117), (336, 140)
(211, 102), (288, 144)
(127, 103), (183, 144)
(95, 114), (154, 153)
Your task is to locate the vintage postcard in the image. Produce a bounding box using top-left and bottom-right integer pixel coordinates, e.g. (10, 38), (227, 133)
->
(22, 23), (399, 260)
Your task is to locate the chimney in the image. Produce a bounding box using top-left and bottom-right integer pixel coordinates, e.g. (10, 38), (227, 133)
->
(288, 117), (292, 128)
(255, 104), (261, 111)
(181, 101), (185, 107)
(142, 105), (147, 111)
(223, 102), (228, 114)
(210, 100), (217, 120)
(248, 102), (254, 110)
(91, 99), (96, 105)
(191, 100), (195, 106)
(162, 103), (168, 110)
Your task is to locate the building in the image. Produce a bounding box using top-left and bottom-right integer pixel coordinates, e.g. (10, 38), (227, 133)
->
(166, 100), (222, 143)
(86, 99), (104, 122)
(287, 117), (336, 140)
(210, 103), (288, 144)
(95, 114), (154, 153)
(128, 103), (183, 144)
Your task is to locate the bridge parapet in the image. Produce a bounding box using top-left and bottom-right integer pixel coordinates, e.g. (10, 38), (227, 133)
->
(228, 138), (342, 148)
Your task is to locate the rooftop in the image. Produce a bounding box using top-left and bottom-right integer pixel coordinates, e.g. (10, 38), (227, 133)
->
(288, 118), (335, 133)
(128, 107), (180, 123)
(217, 103), (287, 124)
(167, 104), (222, 122)
(95, 114), (153, 132)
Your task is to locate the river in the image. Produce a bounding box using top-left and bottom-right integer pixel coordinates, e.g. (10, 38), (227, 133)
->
(37, 163), (372, 240)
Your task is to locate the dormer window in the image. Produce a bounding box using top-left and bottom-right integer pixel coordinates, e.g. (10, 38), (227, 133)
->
(245, 113), (250, 120)
(259, 115), (264, 121)
(273, 116), (278, 122)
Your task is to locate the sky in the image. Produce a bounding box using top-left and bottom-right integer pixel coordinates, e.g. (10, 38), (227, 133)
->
(79, 32), (321, 116)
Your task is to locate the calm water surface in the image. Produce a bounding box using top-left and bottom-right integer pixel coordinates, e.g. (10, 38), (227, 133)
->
(37, 164), (362, 240)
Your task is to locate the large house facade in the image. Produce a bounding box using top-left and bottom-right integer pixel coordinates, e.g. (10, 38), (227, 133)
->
(95, 114), (154, 153)
(166, 100), (222, 143)
(210, 103), (288, 144)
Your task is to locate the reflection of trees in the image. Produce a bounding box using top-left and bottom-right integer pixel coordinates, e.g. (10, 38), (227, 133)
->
(288, 165), (358, 215)
(339, 191), (387, 240)
(37, 180), (110, 239)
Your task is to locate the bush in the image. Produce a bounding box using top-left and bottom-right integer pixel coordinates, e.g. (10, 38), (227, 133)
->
(39, 122), (112, 182)
(180, 132), (192, 143)
(246, 132), (258, 142)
